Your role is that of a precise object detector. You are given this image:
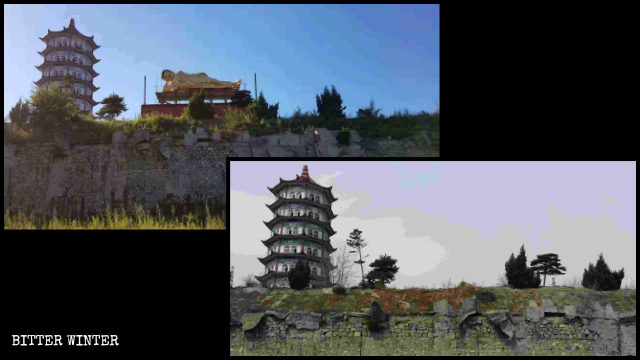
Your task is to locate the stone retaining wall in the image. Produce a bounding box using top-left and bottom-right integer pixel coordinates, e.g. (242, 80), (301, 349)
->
(4, 127), (437, 216)
(230, 298), (636, 356)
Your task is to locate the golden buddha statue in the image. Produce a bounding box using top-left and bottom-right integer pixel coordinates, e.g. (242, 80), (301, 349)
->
(161, 69), (242, 92)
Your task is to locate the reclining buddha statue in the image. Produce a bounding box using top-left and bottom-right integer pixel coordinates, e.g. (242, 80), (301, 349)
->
(161, 69), (242, 92)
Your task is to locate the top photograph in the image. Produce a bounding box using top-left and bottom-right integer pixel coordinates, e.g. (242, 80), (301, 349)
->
(4, 4), (439, 158)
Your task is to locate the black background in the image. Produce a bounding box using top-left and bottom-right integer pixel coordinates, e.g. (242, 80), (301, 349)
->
(4, 3), (634, 356)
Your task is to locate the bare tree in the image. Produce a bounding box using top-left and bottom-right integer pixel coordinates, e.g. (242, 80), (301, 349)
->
(329, 241), (358, 287)
(496, 273), (508, 287)
(242, 274), (259, 287)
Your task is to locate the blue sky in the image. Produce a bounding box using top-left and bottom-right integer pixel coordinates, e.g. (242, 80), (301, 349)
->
(4, 4), (439, 120)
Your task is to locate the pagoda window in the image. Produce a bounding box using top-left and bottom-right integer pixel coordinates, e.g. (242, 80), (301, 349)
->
(313, 249), (318, 257)
(287, 228), (293, 235)
(313, 213), (318, 220)
(309, 194), (314, 201)
(312, 268), (317, 276)
(56, 56), (60, 61)
(289, 192), (294, 199)
(73, 57), (76, 63)
(313, 230), (319, 238)
(284, 245), (290, 253)
(292, 247), (297, 254)
(306, 247), (312, 255)
(282, 265), (288, 272)
(57, 41), (61, 46)
(297, 192), (302, 199)
(63, 41), (67, 47)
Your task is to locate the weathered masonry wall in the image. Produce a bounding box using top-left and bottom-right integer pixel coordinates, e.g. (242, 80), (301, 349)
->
(4, 129), (228, 217)
(230, 298), (636, 356)
(4, 127), (436, 216)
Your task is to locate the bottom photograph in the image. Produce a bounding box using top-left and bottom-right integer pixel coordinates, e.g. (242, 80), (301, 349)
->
(229, 161), (636, 356)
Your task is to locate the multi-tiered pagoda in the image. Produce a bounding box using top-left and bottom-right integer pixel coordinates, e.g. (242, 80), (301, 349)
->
(34, 18), (100, 113)
(256, 165), (338, 289)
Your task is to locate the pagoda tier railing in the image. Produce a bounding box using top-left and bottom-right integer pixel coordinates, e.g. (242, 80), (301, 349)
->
(256, 269), (326, 280)
(264, 216), (336, 236)
(258, 251), (331, 265)
(38, 46), (99, 62)
(266, 197), (336, 218)
(269, 181), (338, 203)
(41, 42), (94, 53)
(261, 234), (336, 252)
(37, 60), (99, 74)
(36, 75), (96, 88)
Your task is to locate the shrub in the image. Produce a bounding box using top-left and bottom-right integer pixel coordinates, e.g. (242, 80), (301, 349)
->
(186, 89), (214, 120)
(332, 285), (347, 296)
(7, 98), (32, 129)
(4, 123), (33, 144)
(28, 84), (80, 140)
(337, 127), (350, 146)
(581, 253), (624, 291)
(356, 99), (382, 119)
(475, 290), (497, 304)
(288, 259), (311, 290)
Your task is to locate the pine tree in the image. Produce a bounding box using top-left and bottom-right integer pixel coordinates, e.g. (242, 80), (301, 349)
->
(346, 229), (369, 289)
(95, 93), (128, 120)
(505, 245), (541, 289)
(581, 253), (624, 291)
(530, 253), (567, 287)
(364, 254), (399, 288)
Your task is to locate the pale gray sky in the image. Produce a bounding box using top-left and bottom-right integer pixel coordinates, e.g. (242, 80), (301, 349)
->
(230, 161), (636, 289)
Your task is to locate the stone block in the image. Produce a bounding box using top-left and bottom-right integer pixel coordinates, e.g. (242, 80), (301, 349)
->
(286, 310), (321, 330)
(525, 306), (543, 322)
(541, 298), (558, 314)
(133, 129), (150, 144)
(112, 131), (127, 145)
(462, 297), (480, 314)
(434, 299), (458, 317)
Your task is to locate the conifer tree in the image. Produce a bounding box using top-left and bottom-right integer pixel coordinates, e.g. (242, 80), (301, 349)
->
(505, 245), (541, 289)
(288, 259), (311, 290)
(530, 253), (567, 287)
(315, 85), (346, 119)
(364, 254), (399, 288)
(581, 253), (624, 291)
(96, 93), (128, 120)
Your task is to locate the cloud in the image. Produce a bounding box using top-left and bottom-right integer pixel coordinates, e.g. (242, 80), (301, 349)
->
(230, 189), (274, 256)
(333, 215), (446, 277)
